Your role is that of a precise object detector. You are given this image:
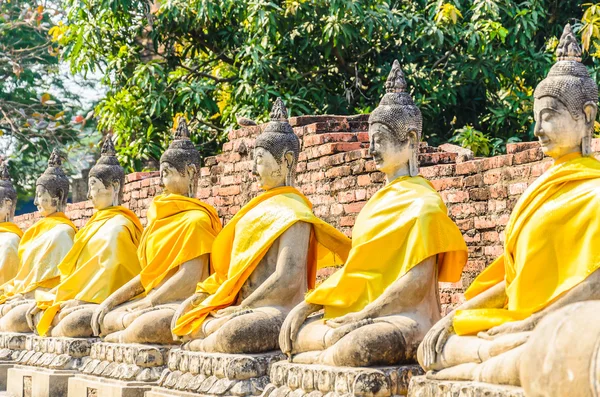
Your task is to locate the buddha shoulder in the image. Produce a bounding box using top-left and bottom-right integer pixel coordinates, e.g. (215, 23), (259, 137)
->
(98, 213), (137, 236)
(0, 231), (20, 247)
(47, 222), (76, 240)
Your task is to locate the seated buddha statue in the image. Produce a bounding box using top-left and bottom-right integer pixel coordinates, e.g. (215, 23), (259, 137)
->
(0, 149), (76, 333)
(278, 60), (468, 367)
(0, 162), (22, 289)
(90, 119), (222, 345)
(170, 98), (352, 354)
(26, 136), (143, 338)
(418, 24), (600, 387)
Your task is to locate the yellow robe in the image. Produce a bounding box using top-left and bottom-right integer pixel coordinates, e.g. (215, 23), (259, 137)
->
(454, 153), (600, 335)
(306, 175), (468, 318)
(138, 194), (222, 294)
(36, 206), (143, 336)
(0, 213), (76, 303)
(173, 186), (352, 336)
(0, 222), (23, 286)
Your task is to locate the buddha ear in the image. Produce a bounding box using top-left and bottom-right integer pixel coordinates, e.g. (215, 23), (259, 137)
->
(583, 101), (597, 124)
(407, 128), (419, 177)
(186, 164), (197, 179)
(283, 151), (294, 171)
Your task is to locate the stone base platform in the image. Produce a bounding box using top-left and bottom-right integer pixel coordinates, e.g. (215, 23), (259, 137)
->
(6, 336), (97, 397)
(262, 361), (424, 397)
(407, 376), (526, 397)
(149, 349), (286, 396)
(7, 364), (78, 397)
(0, 332), (29, 390)
(67, 342), (174, 397)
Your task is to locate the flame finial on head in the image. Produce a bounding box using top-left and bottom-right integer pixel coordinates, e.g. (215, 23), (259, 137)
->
(269, 97), (289, 122)
(100, 135), (117, 157)
(0, 162), (9, 181)
(385, 59), (407, 94)
(556, 24), (582, 62)
(48, 148), (62, 168)
(174, 117), (190, 140)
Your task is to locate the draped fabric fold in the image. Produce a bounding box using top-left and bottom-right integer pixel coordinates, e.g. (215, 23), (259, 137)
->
(36, 206), (143, 336)
(0, 213), (76, 303)
(454, 153), (600, 335)
(305, 175), (468, 318)
(0, 222), (23, 285)
(138, 194), (222, 294)
(172, 187), (351, 336)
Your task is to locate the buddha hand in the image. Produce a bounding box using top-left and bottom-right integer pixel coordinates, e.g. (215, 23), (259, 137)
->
(171, 293), (209, 342)
(419, 316), (455, 369)
(279, 301), (321, 357)
(91, 302), (110, 336)
(325, 312), (366, 328)
(25, 303), (40, 333)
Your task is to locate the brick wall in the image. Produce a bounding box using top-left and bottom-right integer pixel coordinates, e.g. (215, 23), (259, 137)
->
(14, 115), (600, 314)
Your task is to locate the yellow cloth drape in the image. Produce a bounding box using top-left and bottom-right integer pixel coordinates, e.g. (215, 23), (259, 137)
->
(173, 186), (351, 336)
(306, 175), (468, 318)
(0, 222), (23, 285)
(36, 206), (143, 336)
(138, 194), (222, 294)
(454, 153), (600, 335)
(0, 213), (76, 303)
(0, 222), (23, 238)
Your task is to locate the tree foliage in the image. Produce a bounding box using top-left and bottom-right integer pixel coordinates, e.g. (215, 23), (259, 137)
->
(0, 0), (97, 202)
(53, 1), (597, 169)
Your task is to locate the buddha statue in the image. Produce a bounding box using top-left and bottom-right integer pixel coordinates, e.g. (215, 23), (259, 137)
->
(418, 24), (600, 387)
(170, 98), (352, 354)
(89, 118), (222, 345)
(0, 149), (76, 333)
(278, 60), (468, 368)
(0, 162), (22, 288)
(26, 136), (144, 338)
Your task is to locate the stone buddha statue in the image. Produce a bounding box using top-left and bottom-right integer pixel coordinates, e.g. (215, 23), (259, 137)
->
(90, 118), (222, 345)
(278, 60), (468, 368)
(0, 162), (22, 288)
(26, 136), (143, 338)
(418, 24), (600, 387)
(170, 98), (351, 354)
(0, 149), (76, 333)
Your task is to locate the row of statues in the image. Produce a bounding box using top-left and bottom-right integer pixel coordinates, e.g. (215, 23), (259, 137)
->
(0, 23), (598, 395)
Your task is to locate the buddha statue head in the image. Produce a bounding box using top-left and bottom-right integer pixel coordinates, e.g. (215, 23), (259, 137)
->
(368, 60), (422, 179)
(159, 118), (201, 197)
(0, 162), (17, 223)
(35, 148), (70, 217)
(533, 24), (598, 160)
(252, 98), (300, 190)
(88, 136), (125, 210)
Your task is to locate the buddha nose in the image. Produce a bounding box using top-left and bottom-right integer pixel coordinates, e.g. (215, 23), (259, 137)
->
(534, 122), (543, 137)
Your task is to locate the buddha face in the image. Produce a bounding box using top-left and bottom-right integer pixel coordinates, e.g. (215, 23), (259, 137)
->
(0, 197), (13, 222)
(533, 96), (594, 160)
(160, 162), (194, 196)
(252, 147), (290, 190)
(88, 176), (118, 210)
(34, 185), (59, 217)
(369, 123), (413, 178)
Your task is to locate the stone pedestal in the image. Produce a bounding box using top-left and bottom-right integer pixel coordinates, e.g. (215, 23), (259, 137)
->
(262, 361), (424, 397)
(7, 365), (78, 397)
(6, 335), (97, 397)
(67, 342), (173, 397)
(0, 332), (29, 390)
(407, 376), (526, 397)
(147, 349), (286, 397)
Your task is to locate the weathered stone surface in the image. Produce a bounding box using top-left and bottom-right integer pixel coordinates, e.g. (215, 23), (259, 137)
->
(15, 335), (96, 370)
(151, 350), (285, 396)
(81, 341), (172, 382)
(407, 376), (526, 397)
(263, 361), (423, 397)
(68, 374), (155, 397)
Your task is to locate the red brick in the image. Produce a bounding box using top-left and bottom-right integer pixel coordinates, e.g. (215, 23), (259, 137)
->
(455, 160), (482, 175)
(508, 182), (528, 196)
(506, 141), (540, 154)
(340, 216), (356, 227)
(338, 191), (355, 203)
(325, 166), (351, 178)
(431, 177), (463, 191)
(357, 174), (371, 186)
(218, 186), (241, 196)
(355, 189), (367, 201)
(468, 187), (489, 201)
(443, 190), (469, 203)
(483, 169), (503, 185)
(303, 133), (358, 147)
(474, 216), (495, 229)
(344, 201), (366, 214)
